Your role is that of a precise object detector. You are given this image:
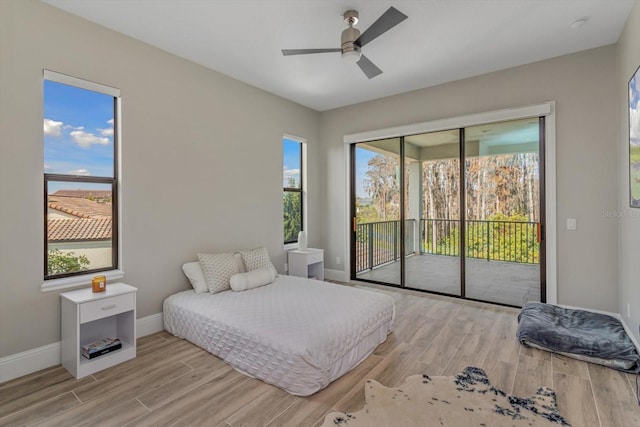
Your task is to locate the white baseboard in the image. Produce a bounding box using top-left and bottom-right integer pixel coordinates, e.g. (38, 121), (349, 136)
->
(0, 312), (164, 384)
(324, 268), (348, 282)
(136, 312), (164, 338)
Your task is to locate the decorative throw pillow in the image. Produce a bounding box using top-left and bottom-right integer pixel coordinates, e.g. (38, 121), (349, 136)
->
(239, 247), (277, 277)
(181, 262), (208, 293)
(230, 267), (276, 292)
(197, 253), (239, 294)
(234, 253), (246, 273)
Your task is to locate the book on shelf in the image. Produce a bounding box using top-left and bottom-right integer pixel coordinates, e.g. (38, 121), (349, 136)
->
(81, 337), (122, 360)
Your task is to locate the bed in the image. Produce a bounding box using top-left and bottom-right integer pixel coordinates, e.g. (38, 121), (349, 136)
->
(163, 274), (395, 396)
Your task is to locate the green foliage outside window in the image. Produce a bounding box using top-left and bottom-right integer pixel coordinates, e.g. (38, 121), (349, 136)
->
(283, 186), (301, 243)
(47, 248), (90, 275)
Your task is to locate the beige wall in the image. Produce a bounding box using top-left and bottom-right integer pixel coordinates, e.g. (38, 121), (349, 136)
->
(0, 0), (320, 357)
(618, 1), (640, 342)
(319, 45), (619, 313)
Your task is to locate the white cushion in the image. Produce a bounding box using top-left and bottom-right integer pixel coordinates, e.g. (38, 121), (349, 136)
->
(197, 253), (239, 294)
(181, 262), (208, 294)
(230, 267), (276, 292)
(239, 247), (277, 277)
(234, 253), (246, 273)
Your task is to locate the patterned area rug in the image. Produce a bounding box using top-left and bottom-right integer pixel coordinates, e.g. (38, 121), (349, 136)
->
(322, 367), (571, 427)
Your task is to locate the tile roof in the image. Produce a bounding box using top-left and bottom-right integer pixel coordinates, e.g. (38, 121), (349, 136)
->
(52, 189), (112, 200)
(48, 196), (112, 219)
(47, 191), (113, 242)
(48, 218), (112, 242)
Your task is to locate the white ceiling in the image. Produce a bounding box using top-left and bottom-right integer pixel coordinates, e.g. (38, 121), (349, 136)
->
(43, 0), (635, 112)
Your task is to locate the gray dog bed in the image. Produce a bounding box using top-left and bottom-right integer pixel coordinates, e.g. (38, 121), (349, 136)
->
(517, 302), (640, 373)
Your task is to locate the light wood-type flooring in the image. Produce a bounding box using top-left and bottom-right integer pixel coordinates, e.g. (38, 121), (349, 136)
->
(1, 283), (639, 427)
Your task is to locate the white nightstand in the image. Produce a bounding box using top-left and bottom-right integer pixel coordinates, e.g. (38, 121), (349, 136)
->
(61, 282), (137, 378)
(288, 248), (324, 281)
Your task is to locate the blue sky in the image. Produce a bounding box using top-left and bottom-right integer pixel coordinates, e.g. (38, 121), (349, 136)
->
(44, 80), (114, 183)
(283, 138), (301, 187)
(355, 147), (378, 198)
(631, 68), (639, 146)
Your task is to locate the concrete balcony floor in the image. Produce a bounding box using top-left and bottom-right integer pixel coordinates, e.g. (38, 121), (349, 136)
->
(355, 253), (540, 306)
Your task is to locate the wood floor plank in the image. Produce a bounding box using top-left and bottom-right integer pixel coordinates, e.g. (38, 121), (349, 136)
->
(35, 398), (148, 427)
(38, 362), (191, 426)
(0, 392), (80, 427)
(588, 363), (640, 427)
(124, 372), (252, 427)
(512, 353), (553, 398)
(551, 353), (590, 379)
(137, 361), (232, 410)
(0, 367), (94, 419)
(485, 360), (516, 394)
(553, 371), (600, 427)
(224, 384), (298, 427)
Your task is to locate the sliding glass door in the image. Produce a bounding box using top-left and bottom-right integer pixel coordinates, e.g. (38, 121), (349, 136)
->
(404, 130), (461, 296)
(352, 138), (402, 286)
(464, 118), (544, 305)
(351, 118), (545, 307)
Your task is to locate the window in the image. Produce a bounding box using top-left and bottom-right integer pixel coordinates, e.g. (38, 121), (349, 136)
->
(283, 136), (306, 245)
(43, 71), (120, 281)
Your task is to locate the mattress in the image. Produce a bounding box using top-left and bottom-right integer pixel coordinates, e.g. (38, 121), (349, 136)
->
(163, 275), (395, 396)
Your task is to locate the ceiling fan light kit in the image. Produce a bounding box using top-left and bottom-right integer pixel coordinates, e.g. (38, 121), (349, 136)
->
(281, 6), (408, 79)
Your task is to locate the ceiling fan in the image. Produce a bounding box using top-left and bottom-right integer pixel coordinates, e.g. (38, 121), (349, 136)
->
(282, 7), (408, 79)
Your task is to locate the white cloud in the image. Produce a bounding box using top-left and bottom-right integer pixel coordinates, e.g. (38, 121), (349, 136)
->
(70, 129), (110, 148)
(99, 118), (114, 137)
(631, 106), (640, 145)
(283, 167), (300, 177)
(43, 119), (63, 137)
(99, 127), (114, 137)
(66, 168), (91, 176)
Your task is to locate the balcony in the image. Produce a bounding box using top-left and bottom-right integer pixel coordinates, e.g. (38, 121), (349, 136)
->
(355, 219), (541, 306)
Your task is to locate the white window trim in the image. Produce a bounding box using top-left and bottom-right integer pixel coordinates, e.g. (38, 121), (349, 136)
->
(343, 101), (557, 304)
(41, 70), (124, 292)
(283, 134), (307, 250)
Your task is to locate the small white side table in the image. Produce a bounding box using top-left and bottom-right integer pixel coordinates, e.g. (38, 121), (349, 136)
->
(288, 248), (324, 281)
(61, 282), (137, 378)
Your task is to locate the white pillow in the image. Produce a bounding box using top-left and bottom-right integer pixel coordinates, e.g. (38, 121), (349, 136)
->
(181, 262), (208, 293)
(234, 253), (246, 273)
(197, 253), (239, 294)
(239, 247), (277, 277)
(230, 267), (276, 292)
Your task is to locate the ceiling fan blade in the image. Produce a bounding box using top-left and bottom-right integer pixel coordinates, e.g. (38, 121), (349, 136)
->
(282, 48), (341, 56)
(355, 7), (408, 48)
(357, 54), (383, 79)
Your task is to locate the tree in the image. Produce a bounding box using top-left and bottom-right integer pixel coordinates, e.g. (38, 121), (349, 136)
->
(363, 153), (400, 221)
(283, 177), (301, 242)
(47, 248), (90, 275)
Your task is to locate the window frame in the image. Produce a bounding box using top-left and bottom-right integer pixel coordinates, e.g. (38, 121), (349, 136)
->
(283, 135), (307, 248)
(42, 70), (123, 291)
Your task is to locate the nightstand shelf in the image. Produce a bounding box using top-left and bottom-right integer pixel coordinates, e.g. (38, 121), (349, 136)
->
(61, 282), (137, 378)
(288, 248), (324, 281)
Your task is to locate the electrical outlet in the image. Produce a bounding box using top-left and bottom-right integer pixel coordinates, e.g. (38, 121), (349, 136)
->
(336, 257), (341, 265)
(567, 218), (577, 230)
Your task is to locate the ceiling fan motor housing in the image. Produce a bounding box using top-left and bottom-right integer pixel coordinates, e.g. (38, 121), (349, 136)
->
(341, 10), (361, 62)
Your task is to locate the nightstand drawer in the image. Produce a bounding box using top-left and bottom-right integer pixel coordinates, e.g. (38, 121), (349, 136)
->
(80, 293), (135, 323)
(308, 251), (323, 264)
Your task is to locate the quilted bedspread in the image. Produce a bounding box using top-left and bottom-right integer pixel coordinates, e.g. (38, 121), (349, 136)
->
(163, 275), (395, 395)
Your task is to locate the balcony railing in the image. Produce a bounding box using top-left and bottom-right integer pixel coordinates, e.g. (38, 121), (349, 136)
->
(356, 218), (539, 273)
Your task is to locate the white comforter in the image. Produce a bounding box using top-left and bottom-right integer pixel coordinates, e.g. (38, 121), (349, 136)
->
(163, 275), (395, 395)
